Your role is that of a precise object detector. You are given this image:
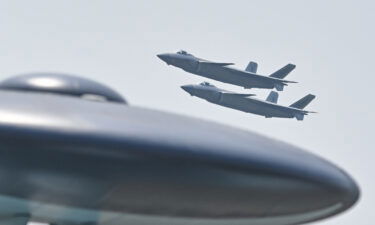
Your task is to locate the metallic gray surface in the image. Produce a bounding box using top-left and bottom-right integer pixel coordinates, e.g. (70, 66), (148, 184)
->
(0, 73), (127, 104)
(0, 74), (358, 225)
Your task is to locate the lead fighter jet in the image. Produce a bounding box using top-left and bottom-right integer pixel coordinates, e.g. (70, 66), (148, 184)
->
(181, 82), (316, 120)
(157, 50), (297, 91)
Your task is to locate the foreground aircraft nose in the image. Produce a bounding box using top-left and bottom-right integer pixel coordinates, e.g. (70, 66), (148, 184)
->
(337, 172), (360, 207)
(157, 53), (171, 64)
(303, 165), (360, 215)
(181, 85), (195, 95)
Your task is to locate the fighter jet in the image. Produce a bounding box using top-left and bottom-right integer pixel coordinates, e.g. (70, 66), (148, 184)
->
(157, 50), (297, 91)
(181, 82), (316, 120)
(0, 73), (357, 225)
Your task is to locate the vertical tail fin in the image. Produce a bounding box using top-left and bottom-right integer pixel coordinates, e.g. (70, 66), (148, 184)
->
(289, 94), (316, 109)
(269, 64), (296, 79)
(245, 61), (258, 73)
(266, 91), (279, 103)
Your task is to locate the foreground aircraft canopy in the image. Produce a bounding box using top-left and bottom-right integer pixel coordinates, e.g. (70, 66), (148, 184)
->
(157, 50), (297, 91)
(181, 82), (316, 120)
(0, 73), (358, 225)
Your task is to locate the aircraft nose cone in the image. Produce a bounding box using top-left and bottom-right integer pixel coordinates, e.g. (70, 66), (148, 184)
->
(284, 164), (360, 220)
(257, 154), (360, 218)
(329, 169), (360, 208)
(181, 85), (194, 95)
(157, 53), (171, 64)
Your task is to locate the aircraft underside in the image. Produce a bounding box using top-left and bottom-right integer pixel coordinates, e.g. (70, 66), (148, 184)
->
(0, 195), (344, 225)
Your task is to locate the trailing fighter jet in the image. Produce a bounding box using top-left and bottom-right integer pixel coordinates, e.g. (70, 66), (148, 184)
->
(0, 73), (357, 225)
(181, 82), (316, 120)
(157, 50), (297, 91)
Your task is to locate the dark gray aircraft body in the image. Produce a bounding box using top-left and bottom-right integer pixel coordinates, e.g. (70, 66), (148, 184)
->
(157, 51), (297, 91)
(181, 82), (316, 120)
(0, 73), (358, 225)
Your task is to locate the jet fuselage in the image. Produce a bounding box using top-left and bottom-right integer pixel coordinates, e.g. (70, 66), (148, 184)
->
(181, 83), (309, 120)
(157, 52), (289, 90)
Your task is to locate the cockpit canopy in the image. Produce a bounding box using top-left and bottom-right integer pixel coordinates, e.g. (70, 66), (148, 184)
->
(177, 50), (192, 56)
(0, 73), (127, 104)
(200, 82), (215, 87)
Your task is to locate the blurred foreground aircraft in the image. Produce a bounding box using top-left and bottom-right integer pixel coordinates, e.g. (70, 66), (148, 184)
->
(157, 50), (296, 91)
(0, 73), (358, 225)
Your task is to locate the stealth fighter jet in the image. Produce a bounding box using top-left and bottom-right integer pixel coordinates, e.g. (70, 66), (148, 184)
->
(158, 50), (297, 91)
(181, 82), (316, 120)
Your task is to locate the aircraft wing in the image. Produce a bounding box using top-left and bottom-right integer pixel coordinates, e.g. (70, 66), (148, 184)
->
(223, 67), (271, 80)
(224, 67), (297, 83)
(199, 61), (234, 67)
(221, 92), (255, 97)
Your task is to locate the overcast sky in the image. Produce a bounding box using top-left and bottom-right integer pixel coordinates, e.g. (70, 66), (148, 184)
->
(0, 1), (373, 224)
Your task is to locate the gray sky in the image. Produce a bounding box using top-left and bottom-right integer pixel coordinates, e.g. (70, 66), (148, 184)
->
(0, 1), (373, 224)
